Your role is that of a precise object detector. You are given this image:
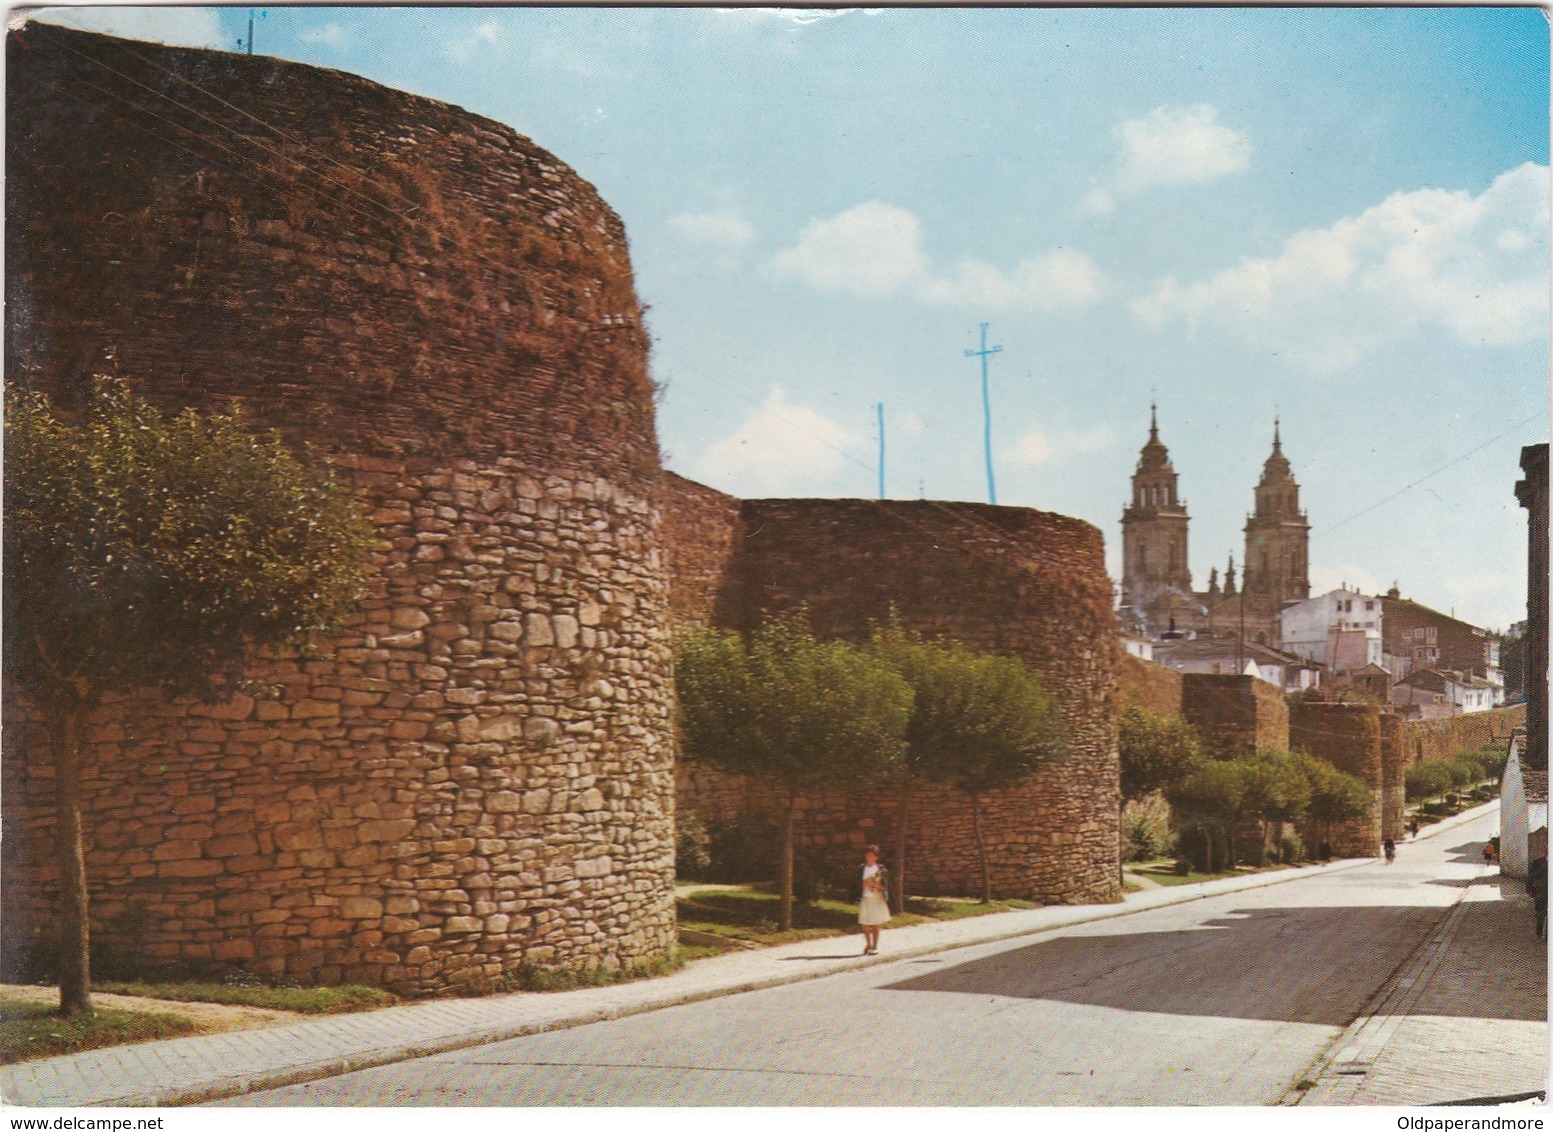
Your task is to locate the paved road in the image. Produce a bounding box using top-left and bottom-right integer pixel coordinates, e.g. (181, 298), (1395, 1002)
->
(226, 810), (1539, 1106)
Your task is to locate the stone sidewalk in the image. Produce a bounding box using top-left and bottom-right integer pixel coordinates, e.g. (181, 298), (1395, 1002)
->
(1295, 829), (1547, 1106)
(0, 802), (1519, 1108)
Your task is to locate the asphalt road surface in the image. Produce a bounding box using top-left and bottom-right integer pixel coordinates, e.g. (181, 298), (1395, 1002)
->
(227, 811), (1521, 1106)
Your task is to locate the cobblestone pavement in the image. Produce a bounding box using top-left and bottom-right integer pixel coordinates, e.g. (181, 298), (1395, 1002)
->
(3, 802), (1538, 1108)
(1294, 827), (1546, 1106)
(220, 806), (1540, 1107)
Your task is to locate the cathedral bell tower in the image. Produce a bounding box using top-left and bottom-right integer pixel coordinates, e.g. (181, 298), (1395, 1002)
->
(1121, 405), (1192, 615)
(1242, 419), (1310, 608)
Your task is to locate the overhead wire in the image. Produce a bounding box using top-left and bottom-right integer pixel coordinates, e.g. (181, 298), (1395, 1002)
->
(32, 23), (420, 230)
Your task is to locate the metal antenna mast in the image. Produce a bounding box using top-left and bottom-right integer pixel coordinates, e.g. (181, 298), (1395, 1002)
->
(875, 402), (886, 500)
(964, 322), (1003, 504)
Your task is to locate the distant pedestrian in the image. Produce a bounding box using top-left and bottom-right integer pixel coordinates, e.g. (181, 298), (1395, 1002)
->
(1383, 838), (1396, 864)
(858, 844), (891, 955)
(1482, 842), (1497, 868)
(1408, 817), (1420, 839)
(1527, 856), (1547, 940)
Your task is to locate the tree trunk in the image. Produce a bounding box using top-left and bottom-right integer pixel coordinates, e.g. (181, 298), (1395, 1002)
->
(46, 697), (93, 1017)
(1257, 820), (1268, 867)
(971, 790), (991, 904)
(892, 768), (910, 912)
(1203, 824), (1215, 875)
(780, 802), (796, 933)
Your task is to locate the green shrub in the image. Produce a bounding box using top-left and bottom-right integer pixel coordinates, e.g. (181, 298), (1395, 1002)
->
(1280, 830), (1305, 863)
(1122, 795), (1176, 862)
(675, 813), (713, 881)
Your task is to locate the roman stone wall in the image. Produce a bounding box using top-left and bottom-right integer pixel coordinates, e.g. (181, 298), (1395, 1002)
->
(1180, 675), (1290, 759)
(1116, 651), (1184, 717)
(3, 27), (675, 993)
(1291, 703), (1383, 856)
(1400, 705), (1525, 769)
(660, 474), (742, 634)
(672, 496), (1120, 904)
(1380, 714), (1406, 841)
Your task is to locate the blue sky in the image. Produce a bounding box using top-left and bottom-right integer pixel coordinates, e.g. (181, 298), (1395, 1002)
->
(32, 5), (1551, 633)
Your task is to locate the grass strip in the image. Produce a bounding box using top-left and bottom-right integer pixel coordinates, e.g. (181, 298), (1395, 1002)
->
(0, 1001), (197, 1065)
(94, 981), (395, 1013)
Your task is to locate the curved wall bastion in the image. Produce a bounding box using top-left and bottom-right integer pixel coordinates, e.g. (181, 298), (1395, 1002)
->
(4, 26), (675, 994)
(5, 27), (1131, 993)
(665, 477), (1123, 904)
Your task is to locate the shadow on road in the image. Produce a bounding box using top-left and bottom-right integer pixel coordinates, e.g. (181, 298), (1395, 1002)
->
(880, 902), (1544, 1025)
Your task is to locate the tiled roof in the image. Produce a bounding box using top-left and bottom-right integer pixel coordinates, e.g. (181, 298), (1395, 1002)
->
(1525, 771), (1549, 804)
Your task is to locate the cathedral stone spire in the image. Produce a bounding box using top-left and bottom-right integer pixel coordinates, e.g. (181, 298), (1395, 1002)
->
(1243, 420), (1309, 606)
(1121, 406), (1192, 626)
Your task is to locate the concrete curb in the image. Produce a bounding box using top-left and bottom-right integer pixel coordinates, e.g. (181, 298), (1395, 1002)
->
(0, 850), (1421, 1108)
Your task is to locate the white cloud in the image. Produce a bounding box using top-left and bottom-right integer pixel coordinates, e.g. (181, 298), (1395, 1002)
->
(443, 19), (502, 60)
(920, 249), (1104, 311)
(1134, 163), (1551, 372)
(299, 22), (351, 48)
(695, 387), (860, 496)
(769, 202), (928, 297)
(670, 210), (756, 250)
(1005, 425), (1113, 467)
(30, 6), (227, 49)
(1081, 104), (1250, 214)
(1115, 104), (1252, 192)
(769, 202), (1103, 312)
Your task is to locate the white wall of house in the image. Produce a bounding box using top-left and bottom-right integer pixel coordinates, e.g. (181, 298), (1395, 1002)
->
(1281, 587), (1380, 667)
(1503, 733), (1528, 878)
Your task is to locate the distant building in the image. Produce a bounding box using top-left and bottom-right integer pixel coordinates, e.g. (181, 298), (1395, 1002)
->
(1380, 589), (1502, 701)
(1119, 410), (1309, 648)
(1280, 587), (1384, 674)
(1390, 667), (1497, 717)
(1515, 443), (1548, 773)
(1152, 636), (1321, 695)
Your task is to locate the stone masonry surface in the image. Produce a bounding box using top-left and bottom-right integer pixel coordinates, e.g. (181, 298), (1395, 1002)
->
(4, 26), (675, 994)
(668, 482), (1121, 904)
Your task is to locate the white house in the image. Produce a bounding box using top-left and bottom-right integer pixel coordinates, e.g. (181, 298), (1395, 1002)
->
(1501, 729), (1548, 879)
(1390, 668), (1498, 716)
(1151, 637), (1321, 694)
(1280, 587), (1384, 673)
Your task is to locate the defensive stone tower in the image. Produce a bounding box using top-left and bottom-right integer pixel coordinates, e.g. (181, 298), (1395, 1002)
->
(4, 26), (675, 993)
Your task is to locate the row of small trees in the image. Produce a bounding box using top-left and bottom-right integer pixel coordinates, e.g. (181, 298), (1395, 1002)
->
(675, 618), (1068, 929)
(1404, 744), (1504, 806)
(1117, 705), (1374, 872)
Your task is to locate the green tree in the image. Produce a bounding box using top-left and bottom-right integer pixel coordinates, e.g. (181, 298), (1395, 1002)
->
(1294, 752), (1375, 849)
(905, 643), (1067, 903)
(1164, 758), (1248, 873)
(1118, 705), (1202, 803)
(869, 627), (1067, 907)
(675, 615), (910, 930)
(1240, 749), (1311, 864)
(4, 378), (374, 1016)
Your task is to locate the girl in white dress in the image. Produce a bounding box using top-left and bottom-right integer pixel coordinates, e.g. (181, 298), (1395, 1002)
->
(858, 844), (891, 955)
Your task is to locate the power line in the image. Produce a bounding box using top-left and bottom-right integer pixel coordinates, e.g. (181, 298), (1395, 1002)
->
(1317, 413), (1545, 538)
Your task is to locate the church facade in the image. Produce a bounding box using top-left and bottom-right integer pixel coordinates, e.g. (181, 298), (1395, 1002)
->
(1119, 408), (1310, 647)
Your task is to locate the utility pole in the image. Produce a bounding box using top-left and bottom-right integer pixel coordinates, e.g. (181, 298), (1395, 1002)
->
(875, 402), (886, 501)
(238, 8), (265, 54)
(964, 322), (1003, 504)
